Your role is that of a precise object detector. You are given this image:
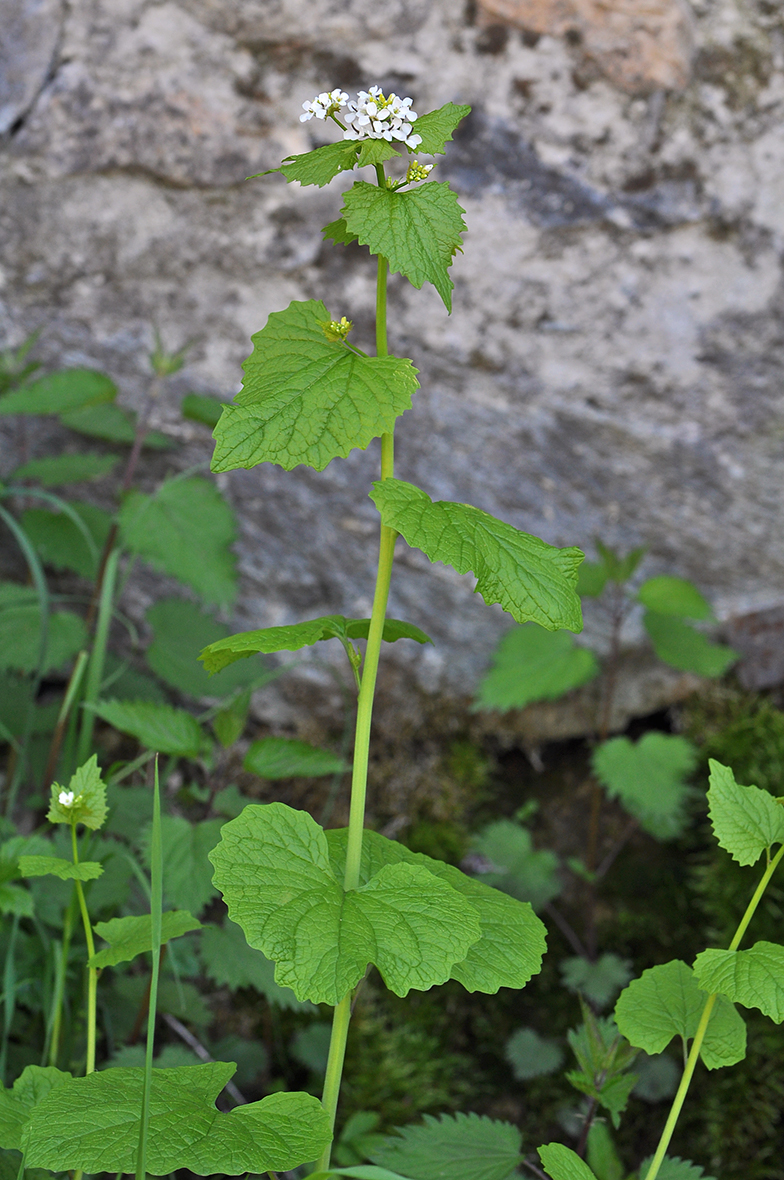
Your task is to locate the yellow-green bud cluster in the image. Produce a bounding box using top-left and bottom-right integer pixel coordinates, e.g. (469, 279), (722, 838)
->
(321, 316), (353, 342)
(405, 160), (434, 184)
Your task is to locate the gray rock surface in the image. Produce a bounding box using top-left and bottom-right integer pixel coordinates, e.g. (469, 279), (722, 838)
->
(1, 0), (783, 730)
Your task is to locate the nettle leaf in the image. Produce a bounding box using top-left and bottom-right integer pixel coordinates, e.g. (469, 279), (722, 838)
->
(47, 755), (107, 830)
(637, 576), (713, 620)
(181, 393), (229, 428)
(119, 476), (237, 607)
(614, 960), (747, 1069)
(199, 921), (313, 1011)
(0, 606), (87, 675)
(93, 699), (204, 757)
(470, 820), (561, 910)
(707, 759), (784, 866)
(211, 300), (419, 474)
(592, 733), (698, 839)
(505, 1028), (563, 1081)
(11, 453), (118, 486)
(0, 1065), (73, 1150)
(21, 501), (112, 579)
(327, 828), (547, 994)
(90, 910), (202, 968)
(370, 479), (584, 631)
(244, 737), (346, 779)
(474, 623), (598, 712)
(412, 102), (472, 155)
(200, 613), (431, 674)
(146, 599), (269, 699)
(23, 1064), (331, 1175)
(694, 942), (784, 1023)
(639, 1157), (716, 1180)
(140, 816), (223, 915)
(644, 611), (738, 678)
(560, 954), (633, 1010)
(209, 802), (482, 1005)
(18, 856), (103, 882)
(371, 1112), (521, 1180)
(279, 140), (360, 186)
(342, 181), (466, 311)
(538, 1143), (599, 1180)
(0, 368), (115, 416)
(60, 402), (171, 448)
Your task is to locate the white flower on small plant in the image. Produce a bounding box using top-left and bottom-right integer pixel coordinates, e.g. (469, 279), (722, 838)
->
(343, 86), (422, 149)
(300, 89), (349, 122)
(58, 790), (75, 807)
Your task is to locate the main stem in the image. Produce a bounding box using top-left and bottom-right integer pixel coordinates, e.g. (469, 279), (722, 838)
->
(643, 842), (784, 1180)
(318, 248), (394, 1173)
(71, 824), (97, 1075)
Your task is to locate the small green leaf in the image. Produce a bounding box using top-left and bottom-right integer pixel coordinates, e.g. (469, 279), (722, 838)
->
(614, 960), (746, 1069)
(279, 140), (360, 186)
(411, 103), (471, 155)
(60, 402), (171, 448)
(199, 921), (313, 1011)
(119, 476), (237, 607)
(93, 699), (204, 757)
(0, 369), (115, 416)
(181, 393), (229, 428)
(244, 737), (345, 779)
(140, 816), (223, 915)
(644, 611), (738, 678)
(370, 479), (584, 631)
(505, 1028), (563, 1080)
(538, 1143), (599, 1180)
(706, 759), (784, 866)
(90, 910), (202, 968)
(576, 561), (609, 598)
(146, 599), (270, 698)
(694, 942), (784, 1023)
(371, 1112), (521, 1180)
(213, 691), (251, 748)
(639, 1156), (716, 1180)
(211, 300), (419, 474)
(592, 733), (698, 839)
(470, 820), (561, 910)
(637, 576), (713, 620)
(0, 606), (87, 675)
(0, 884), (33, 917)
(18, 856), (103, 882)
(474, 624), (598, 712)
(560, 954), (633, 1010)
(346, 617), (433, 645)
(0, 1065), (72, 1150)
(322, 217), (359, 247)
(21, 501), (113, 578)
(357, 140), (402, 166)
(586, 1122), (623, 1180)
(11, 453), (118, 486)
(342, 181), (466, 311)
(47, 755), (108, 830)
(594, 541), (646, 584)
(23, 1065), (332, 1175)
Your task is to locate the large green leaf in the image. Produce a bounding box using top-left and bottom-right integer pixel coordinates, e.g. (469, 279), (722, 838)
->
(90, 910), (202, 968)
(706, 759), (784, 866)
(614, 960), (746, 1069)
(371, 1112), (521, 1180)
(139, 816), (223, 915)
(22, 1064), (331, 1175)
(278, 141), (360, 186)
(370, 479), (583, 631)
(326, 828), (547, 994)
(0, 369), (115, 416)
(209, 803), (482, 1005)
(199, 921), (313, 1011)
(21, 501), (113, 578)
(18, 856), (103, 882)
(244, 737), (345, 779)
(411, 103), (471, 155)
(200, 613), (431, 674)
(694, 942), (784, 1023)
(146, 599), (270, 698)
(470, 820), (561, 910)
(644, 611), (738, 678)
(592, 733), (698, 839)
(0, 606), (86, 675)
(538, 1143), (598, 1180)
(637, 577), (712, 620)
(474, 623), (598, 712)
(211, 300), (419, 473)
(341, 182), (466, 311)
(11, 453), (118, 486)
(92, 699), (204, 757)
(0, 1066), (72, 1150)
(119, 476), (237, 606)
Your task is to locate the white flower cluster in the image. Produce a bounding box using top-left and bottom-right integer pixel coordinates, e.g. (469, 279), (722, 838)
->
(300, 89), (349, 122)
(344, 86), (421, 148)
(58, 790), (75, 806)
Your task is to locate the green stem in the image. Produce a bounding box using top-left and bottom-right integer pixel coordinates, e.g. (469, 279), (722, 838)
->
(317, 250), (395, 1174)
(76, 547), (120, 766)
(71, 823), (97, 1075)
(137, 756), (163, 1180)
(643, 842), (784, 1180)
(47, 893), (76, 1067)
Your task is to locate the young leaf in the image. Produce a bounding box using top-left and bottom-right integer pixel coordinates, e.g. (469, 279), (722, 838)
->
(371, 1112), (522, 1180)
(594, 541), (646, 584)
(614, 960), (747, 1069)
(592, 733), (698, 839)
(0, 606), (87, 675)
(18, 856), (103, 882)
(560, 954), (633, 1010)
(341, 181), (466, 311)
(410, 102), (471, 155)
(323, 217), (360, 247)
(639, 1156), (716, 1180)
(146, 599), (269, 698)
(706, 759), (784, 866)
(470, 820), (561, 910)
(209, 802), (482, 1005)
(0, 368), (115, 416)
(90, 910), (202, 968)
(0, 1065), (73, 1150)
(356, 140), (402, 167)
(694, 942), (784, 1023)
(181, 393), (229, 428)
(46, 755), (108, 830)
(92, 699), (204, 757)
(538, 1143), (599, 1180)
(637, 577), (713, 620)
(244, 737), (346, 779)
(199, 921), (314, 1011)
(644, 611), (738, 678)
(119, 476), (237, 607)
(11, 453), (118, 486)
(586, 1122), (623, 1180)
(505, 1027), (563, 1080)
(21, 502), (113, 578)
(213, 690), (251, 748)
(60, 403), (171, 448)
(211, 300), (419, 474)
(370, 479), (584, 631)
(139, 816), (223, 915)
(22, 1065), (332, 1174)
(474, 624), (598, 712)
(278, 140), (360, 186)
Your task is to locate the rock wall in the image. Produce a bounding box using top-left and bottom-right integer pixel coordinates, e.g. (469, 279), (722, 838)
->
(2, 0), (783, 726)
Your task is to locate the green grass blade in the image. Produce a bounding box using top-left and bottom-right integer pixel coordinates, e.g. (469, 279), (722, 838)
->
(76, 546), (120, 765)
(136, 755), (163, 1180)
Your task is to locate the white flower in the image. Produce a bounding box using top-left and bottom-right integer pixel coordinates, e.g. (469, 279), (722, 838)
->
(300, 89), (349, 122)
(343, 87), (422, 149)
(58, 790), (75, 807)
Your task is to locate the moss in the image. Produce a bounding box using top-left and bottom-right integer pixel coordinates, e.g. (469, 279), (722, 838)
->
(679, 686), (784, 796)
